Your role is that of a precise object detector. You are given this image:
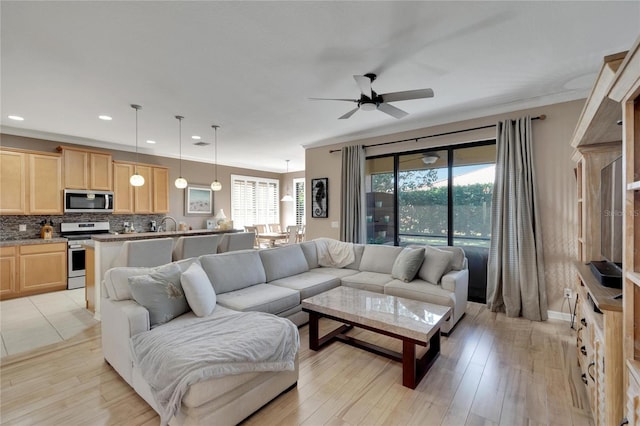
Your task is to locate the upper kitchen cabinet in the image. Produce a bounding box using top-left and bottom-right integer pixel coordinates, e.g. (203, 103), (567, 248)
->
(57, 146), (112, 190)
(0, 148), (62, 215)
(113, 160), (169, 214)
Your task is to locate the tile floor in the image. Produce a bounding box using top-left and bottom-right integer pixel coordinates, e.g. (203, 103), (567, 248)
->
(0, 289), (98, 358)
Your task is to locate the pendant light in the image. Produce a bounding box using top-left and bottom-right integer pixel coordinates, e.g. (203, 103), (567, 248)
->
(280, 160), (293, 202)
(129, 104), (145, 187)
(210, 124), (222, 191)
(174, 115), (188, 189)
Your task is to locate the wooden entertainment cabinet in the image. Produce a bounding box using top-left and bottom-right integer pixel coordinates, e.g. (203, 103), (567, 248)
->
(572, 35), (640, 425)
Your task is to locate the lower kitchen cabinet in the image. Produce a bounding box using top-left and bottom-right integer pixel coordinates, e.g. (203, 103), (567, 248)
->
(0, 242), (67, 300)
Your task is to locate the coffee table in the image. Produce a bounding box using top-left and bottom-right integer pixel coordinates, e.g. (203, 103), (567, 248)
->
(302, 286), (451, 389)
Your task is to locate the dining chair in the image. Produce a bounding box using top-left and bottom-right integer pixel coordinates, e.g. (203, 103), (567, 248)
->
(172, 234), (224, 261)
(244, 226), (260, 248)
(297, 224), (306, 243)
(112, 238), (173, 267)
(255, 224), (268, 234)
(268, 223), (282, 233)
(276, 226), (298, 246)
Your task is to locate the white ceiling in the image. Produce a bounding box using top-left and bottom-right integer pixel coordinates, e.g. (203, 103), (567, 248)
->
(1, 1), (639, 173)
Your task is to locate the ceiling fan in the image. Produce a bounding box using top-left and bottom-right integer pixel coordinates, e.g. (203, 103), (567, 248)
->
(310, 73), (434, 119)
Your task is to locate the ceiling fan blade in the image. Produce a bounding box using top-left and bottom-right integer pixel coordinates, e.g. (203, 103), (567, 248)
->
(338, 107), (359, 120)
(353, 75), (372, 98)
(380, 88), (434, 103)
(378, 103), (408, 119)
(309, 97), (358, 102)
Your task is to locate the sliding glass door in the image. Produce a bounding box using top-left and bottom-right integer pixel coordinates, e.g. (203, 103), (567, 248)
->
(364, 140), (495, 247)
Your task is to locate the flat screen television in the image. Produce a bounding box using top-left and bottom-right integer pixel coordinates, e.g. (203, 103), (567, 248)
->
(601, 156), (623, 266)
(590, 156), (623, 288)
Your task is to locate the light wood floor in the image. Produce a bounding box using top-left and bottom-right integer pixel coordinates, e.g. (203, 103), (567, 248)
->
(0, 302), (593, 425)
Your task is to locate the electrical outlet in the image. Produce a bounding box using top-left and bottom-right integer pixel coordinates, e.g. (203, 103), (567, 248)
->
(19, 224), (26, 232)
(564, 288), (572, 299)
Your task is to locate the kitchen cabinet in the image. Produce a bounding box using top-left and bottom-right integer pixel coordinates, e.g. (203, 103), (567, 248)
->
(153, 167), (169, 213)
(0, 148), (62, 215)
(0, 242), (67, 300)
(113, 161), (169, 214)
(0, 150), (27, 214)
(19, 243), (67, 295)
(0, 246), (18, 298)
(58, 146), (112, 190)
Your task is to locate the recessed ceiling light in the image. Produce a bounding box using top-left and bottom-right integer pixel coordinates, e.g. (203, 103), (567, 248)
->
(191, 135), (201, 140)
(146, 140), (156, 144)
(98, 115), (112, 121)
(8, 115), (24, 121)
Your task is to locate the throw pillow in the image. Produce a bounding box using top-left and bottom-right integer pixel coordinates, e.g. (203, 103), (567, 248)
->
(391, 247), (425, 282)
(128, 263), (189, 327)
(418, 246), (454, 284)
(181, 262), (217, 317)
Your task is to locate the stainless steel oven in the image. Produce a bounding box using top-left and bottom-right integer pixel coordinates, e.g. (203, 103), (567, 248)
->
(61, 222), (110, 289)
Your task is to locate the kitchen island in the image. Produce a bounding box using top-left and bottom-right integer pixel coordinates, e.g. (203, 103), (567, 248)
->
(91, 229), (240, 319)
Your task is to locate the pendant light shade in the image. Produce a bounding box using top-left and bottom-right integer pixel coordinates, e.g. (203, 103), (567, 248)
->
(211, 124), (222, 191)
(129, 104), (145, 187)
(174, 115), (188, 189)
(280, 160), (293, 202)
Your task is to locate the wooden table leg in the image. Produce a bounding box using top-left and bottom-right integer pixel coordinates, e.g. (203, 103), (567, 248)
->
(402, 340), (417, 389)
(309, 311), (320, 351)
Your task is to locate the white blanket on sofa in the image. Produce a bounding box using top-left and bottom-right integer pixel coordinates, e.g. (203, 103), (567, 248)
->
(314, 238), (355, 268)
(130, 311), (299, 425)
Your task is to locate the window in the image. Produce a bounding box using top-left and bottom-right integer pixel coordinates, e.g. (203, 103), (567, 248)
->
(231, 175), (279, 229)
(365, 140), (496, 248)
(294, 178), (305, 227)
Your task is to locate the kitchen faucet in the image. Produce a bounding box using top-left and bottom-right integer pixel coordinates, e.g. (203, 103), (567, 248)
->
(159, 216), (177, 232)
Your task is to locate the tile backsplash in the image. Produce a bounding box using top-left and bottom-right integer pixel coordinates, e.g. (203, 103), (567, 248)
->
(0, 213), (166, 241)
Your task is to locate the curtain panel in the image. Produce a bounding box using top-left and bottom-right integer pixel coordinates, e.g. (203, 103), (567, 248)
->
(487, 116), (548, 321)
(340, 145), (365, 243)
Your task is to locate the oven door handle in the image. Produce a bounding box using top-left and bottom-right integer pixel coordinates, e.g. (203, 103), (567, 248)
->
(69, 244), (83, 249)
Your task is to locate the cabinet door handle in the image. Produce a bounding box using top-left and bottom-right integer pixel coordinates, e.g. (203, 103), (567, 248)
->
(581, 373), (588, 384)
(581, 318), (587, 327)
(619, 418), (629, 426)
(580, 346), (587, 356)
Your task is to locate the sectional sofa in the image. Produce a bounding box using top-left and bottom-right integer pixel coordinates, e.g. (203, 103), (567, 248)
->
(100, 240), (468, 425)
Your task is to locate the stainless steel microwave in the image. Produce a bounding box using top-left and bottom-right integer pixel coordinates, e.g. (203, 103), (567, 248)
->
(64, 189), (114, 213)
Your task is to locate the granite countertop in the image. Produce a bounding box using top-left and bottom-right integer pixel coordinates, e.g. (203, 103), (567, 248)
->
(91, 228), (240, 242)
(0, 237), (68, 247)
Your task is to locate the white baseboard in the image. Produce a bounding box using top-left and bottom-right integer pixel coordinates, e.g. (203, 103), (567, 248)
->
(547, 310), (573, 322)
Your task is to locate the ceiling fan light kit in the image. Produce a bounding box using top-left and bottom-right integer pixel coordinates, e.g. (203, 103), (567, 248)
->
(311, 73), (434, 120)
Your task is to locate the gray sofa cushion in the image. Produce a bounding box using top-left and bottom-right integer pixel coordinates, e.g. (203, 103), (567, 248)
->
(300, 241), (319, 269)
(341, 271), (394, 293)
(181, 262), (216, 317)
(438, 246), (466, 271)
(269, 271), (341, 299)
(312, 267), (360, 279)
(128, 263), (189, 327)
(358, 245), (403, 274)
(215, 284), (299, 315)
(391, 247), (425, 282)
(104, 258), (197, 301)
(418, 246), (454, 284)
(199, 250), (266, 294)
(259, 245), (309, 282)
(385, 279), (455, 311)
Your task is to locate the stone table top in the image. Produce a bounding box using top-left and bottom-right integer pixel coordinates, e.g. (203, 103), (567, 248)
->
(302, 286), (451, 343)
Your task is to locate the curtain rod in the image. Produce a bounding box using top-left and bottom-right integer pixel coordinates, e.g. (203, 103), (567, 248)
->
(329, 114), (546, 153)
